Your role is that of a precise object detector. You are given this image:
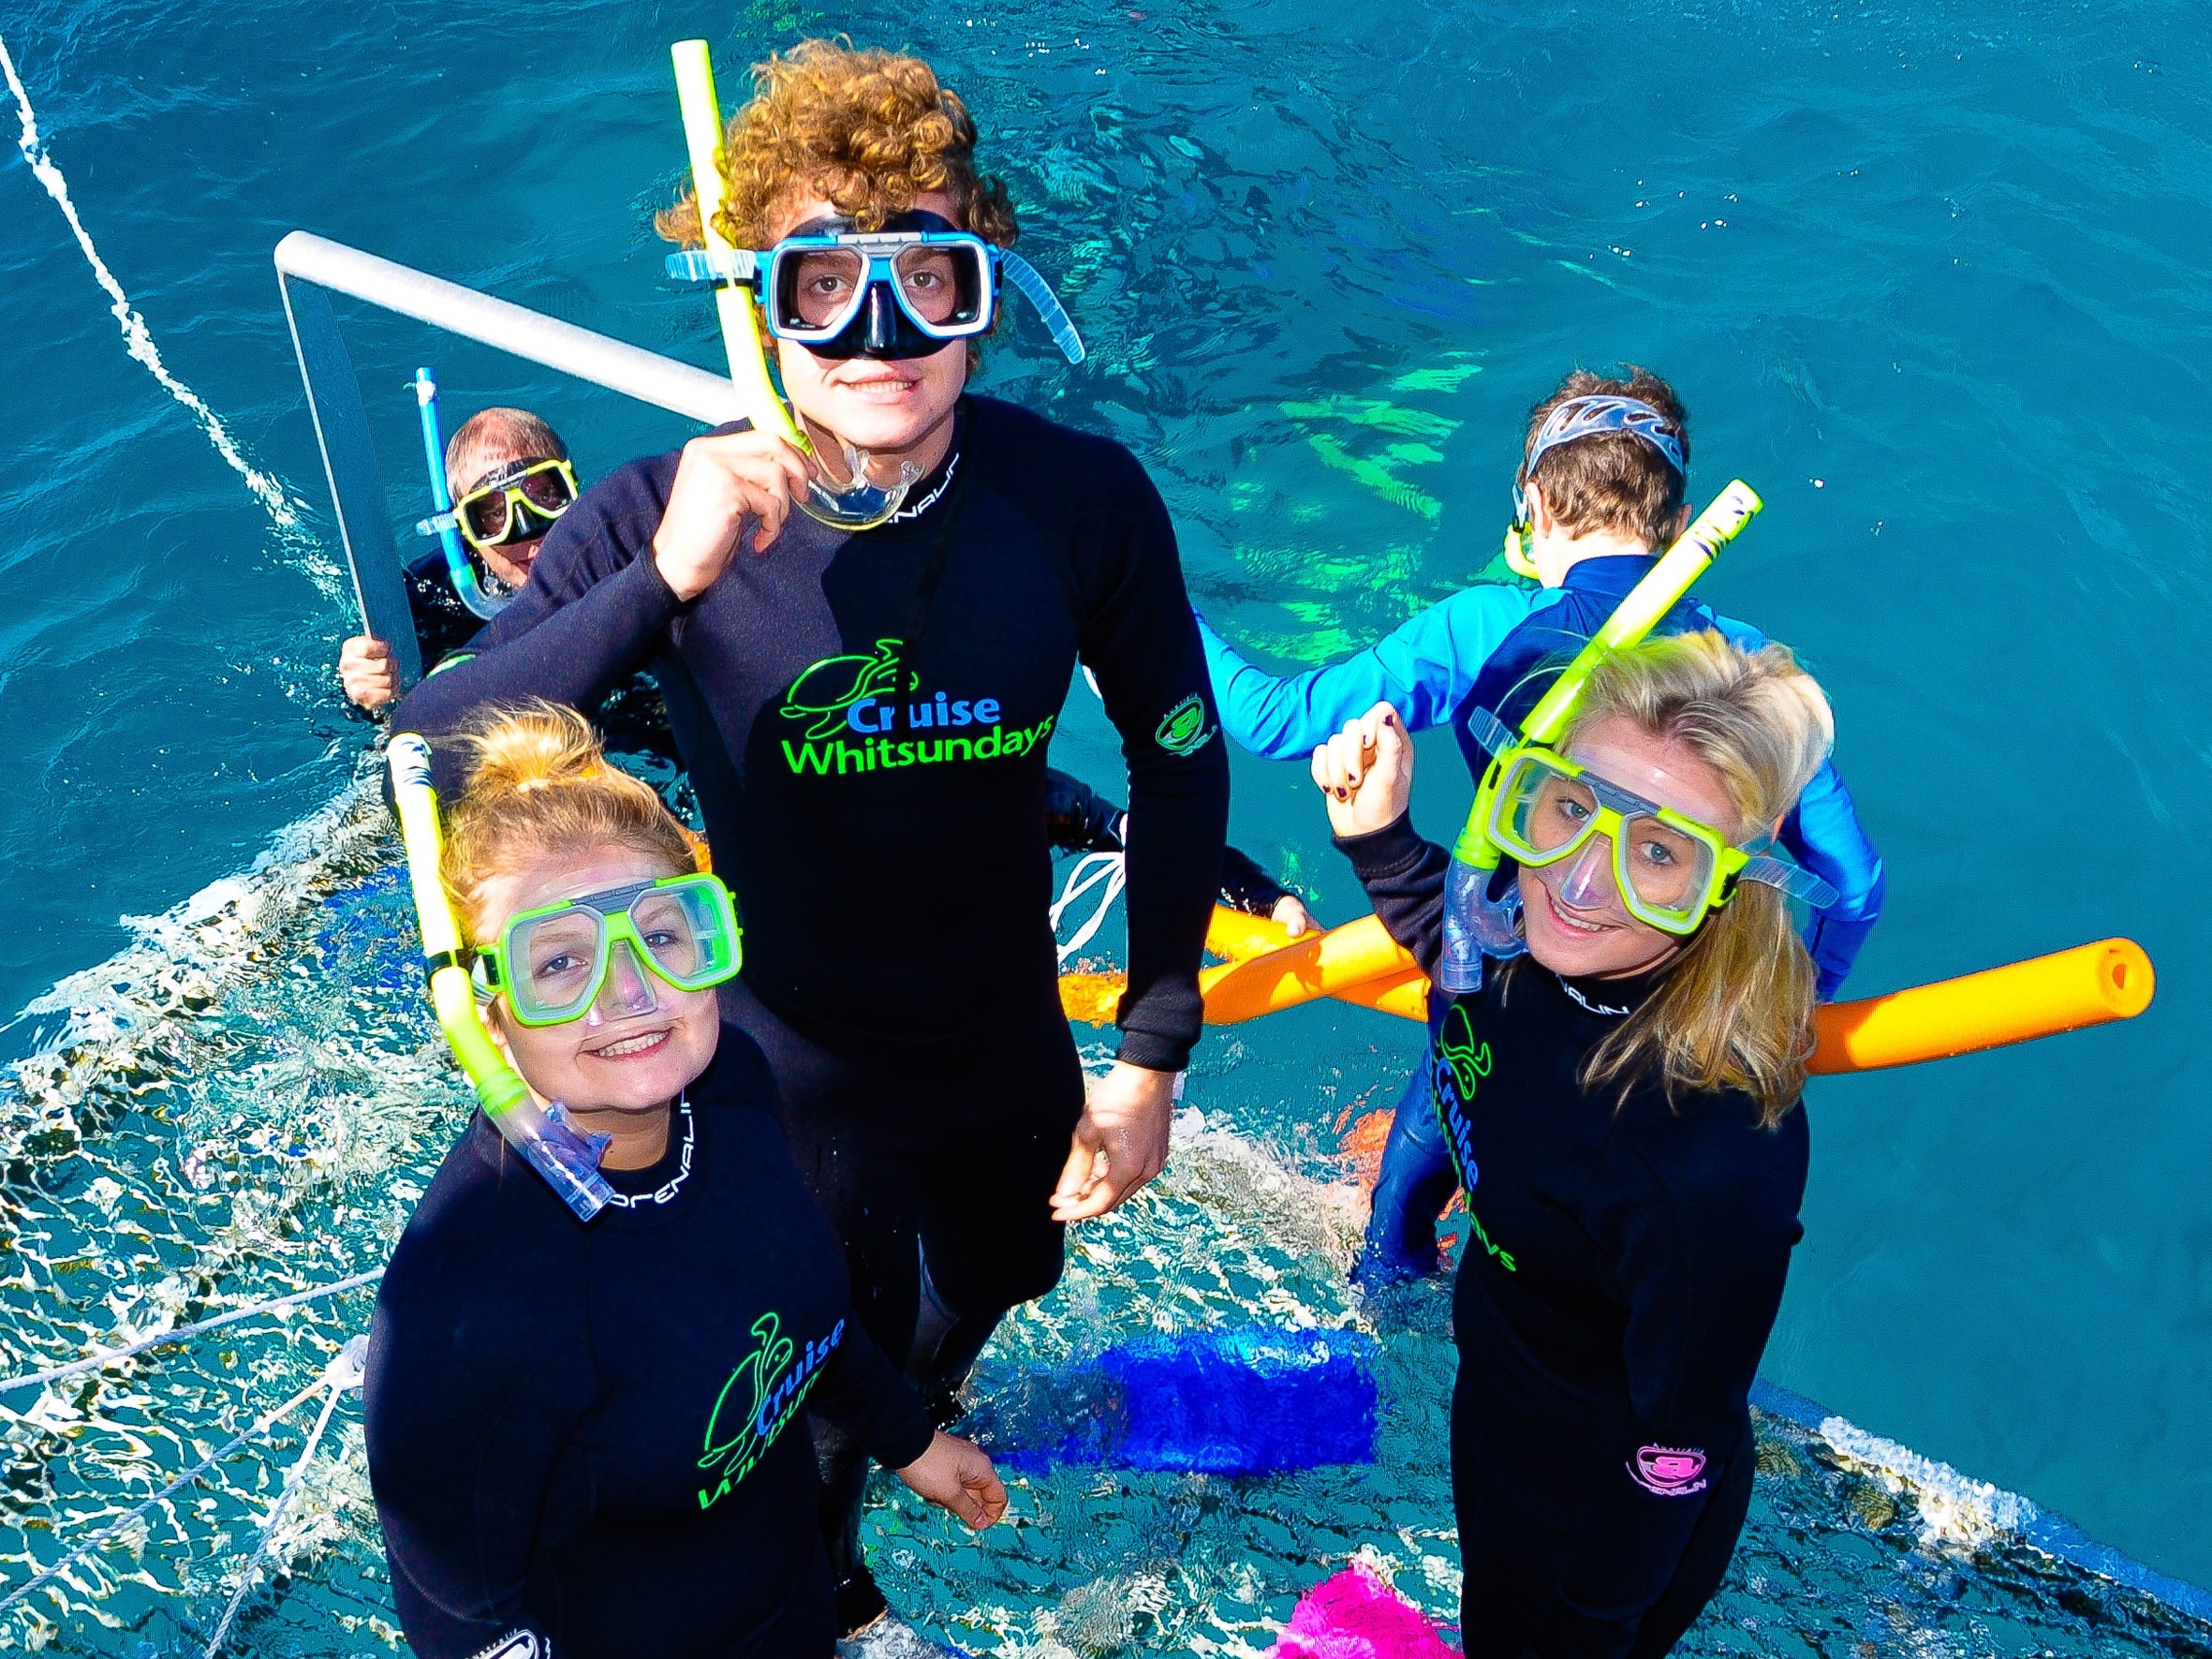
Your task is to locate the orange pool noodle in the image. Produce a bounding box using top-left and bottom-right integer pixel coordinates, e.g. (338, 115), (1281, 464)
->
(1806, 937), (2152, 1074)
(1200, 914), (1417, 1025)
(1063, 907), (2152, 1075)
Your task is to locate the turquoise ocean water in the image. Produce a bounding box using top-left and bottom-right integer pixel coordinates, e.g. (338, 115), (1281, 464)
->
(3, 0), (2211, 1652)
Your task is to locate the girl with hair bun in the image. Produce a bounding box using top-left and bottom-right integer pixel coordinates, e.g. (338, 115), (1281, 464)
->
(364, 703), (1004, 1659)
(1311, 632), (1834, 1658)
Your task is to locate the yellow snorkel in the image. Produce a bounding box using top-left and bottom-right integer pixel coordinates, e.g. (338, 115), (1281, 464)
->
(1437, 481), (1764, 992)
(388, 733), (617, 1221)
(670, 40), (807, 453)
(670, 40), (921, 529)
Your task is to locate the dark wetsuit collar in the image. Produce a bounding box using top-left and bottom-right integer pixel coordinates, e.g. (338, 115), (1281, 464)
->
(597, 1095), (698, 1214)
(881, 399), (968, 526)
(1557, 553), (1660, 601)
(1552, 962), (1666, 1017)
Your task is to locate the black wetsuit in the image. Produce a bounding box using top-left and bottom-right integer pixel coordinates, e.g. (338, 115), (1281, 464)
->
(1042, 766), (1292, 917)
(1341, 814), (1808, 1659)
(388, 394), (1227, 1588)
(363, 1027), (934, 1659)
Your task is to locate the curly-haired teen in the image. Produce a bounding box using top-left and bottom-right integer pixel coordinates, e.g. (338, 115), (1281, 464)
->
(391, 40), (1230, 1637)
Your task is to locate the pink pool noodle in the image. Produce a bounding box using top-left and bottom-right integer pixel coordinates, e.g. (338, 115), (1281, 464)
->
(1268, 1566), (1460, 1659)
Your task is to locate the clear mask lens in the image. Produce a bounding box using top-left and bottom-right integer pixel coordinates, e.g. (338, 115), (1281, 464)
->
(1496, 754), (1720, 932)
(771, 237), (992, 342)
(498, 877), (742, 1026)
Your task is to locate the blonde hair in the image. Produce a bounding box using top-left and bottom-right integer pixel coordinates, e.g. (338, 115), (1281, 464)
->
(1561, 630), (1835, 1125)
(655, 39), (1017, 252)
(441, 703), (700, 945)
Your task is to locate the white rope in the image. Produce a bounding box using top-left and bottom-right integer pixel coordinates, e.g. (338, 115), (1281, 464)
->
(0, 31), (301, 528)
(1051, 851), (1126, 965)
(201, 1337), (368, 1656)
(0, 1371), (330, 1617)
(0, 1267), (385, 1395)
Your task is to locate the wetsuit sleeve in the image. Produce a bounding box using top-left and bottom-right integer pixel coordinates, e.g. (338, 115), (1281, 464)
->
(805, 1326), (937, 1473)
(387, 469), (685, 790)
(1196, 586), (1540, 760)
(1554, 1126), (1802, 1656)
(1335, 811), (1448, 980)
(367, 1309), (598, 1658)
(1781, 759), (1885, 999)
(1077, 462), (1231, 1074)
(1218, 845), (1290, 916)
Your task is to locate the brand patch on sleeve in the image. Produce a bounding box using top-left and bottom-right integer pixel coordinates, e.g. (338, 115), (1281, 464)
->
(1628, 1444), (1709, 1496)
(1154, 693), (1217, 757)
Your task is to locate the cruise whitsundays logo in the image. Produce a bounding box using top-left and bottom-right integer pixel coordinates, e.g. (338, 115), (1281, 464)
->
(777, 640), (1053, 776)
(1431, 1001), (1515, 1273)
(696, 1310), (843, 1510)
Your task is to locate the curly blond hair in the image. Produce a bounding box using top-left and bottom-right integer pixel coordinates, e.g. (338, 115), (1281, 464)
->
(656, 39), (1017, 251)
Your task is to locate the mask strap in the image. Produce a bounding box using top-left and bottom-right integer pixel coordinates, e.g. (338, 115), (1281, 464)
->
(1466, 705), (1518, 756)
(664, 247), (761, 284)
(1741, 854), (1839, 910)
(998, 250), (1087, 363)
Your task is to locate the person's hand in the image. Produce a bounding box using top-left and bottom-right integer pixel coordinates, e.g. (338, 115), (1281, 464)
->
(1270, 893), (1316, 937)
(1311, 702), (1413, 837)
(1052, 1060), (1174, 1222)
(651, 430), (812, 601)
(338, 633), (398, 710)
(893, 1430), (1008, 1529)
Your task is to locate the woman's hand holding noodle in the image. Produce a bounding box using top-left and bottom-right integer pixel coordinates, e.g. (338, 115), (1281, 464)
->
(894, 1429), (1009, 1529)
(1312, 702), (1412, 837)
(651, 429), (813, 599)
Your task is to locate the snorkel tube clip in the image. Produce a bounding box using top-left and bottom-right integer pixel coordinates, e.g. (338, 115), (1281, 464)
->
(388, 734), (617, 1222)
(1438, 481), (1765, 994)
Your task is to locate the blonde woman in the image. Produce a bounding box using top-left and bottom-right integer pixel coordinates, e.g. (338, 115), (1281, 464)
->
(364, 704), (1004, 1659)
(1313, 631), (1834, 1658)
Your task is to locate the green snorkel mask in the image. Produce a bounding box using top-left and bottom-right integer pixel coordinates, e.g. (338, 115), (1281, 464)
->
(388, 734), (619, 1222)
(1438, 481), (1769, 994)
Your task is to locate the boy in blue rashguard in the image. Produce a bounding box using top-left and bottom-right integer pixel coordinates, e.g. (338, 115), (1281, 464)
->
(1199, 367), (1884, 1284)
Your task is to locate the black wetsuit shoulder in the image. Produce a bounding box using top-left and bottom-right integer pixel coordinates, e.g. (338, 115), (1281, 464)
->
(1337, 813), (1807, 1653)
(363, 1025), (933, 1659)
(402, 549), (680, 771)
(390, 396), (1229, 1067)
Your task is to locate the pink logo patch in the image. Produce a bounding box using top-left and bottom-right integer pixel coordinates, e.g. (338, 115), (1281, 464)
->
(1628, 1444), (1708, 1496)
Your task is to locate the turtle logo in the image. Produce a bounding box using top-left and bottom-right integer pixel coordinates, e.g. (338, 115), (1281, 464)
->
(1154, 693), (1217, 757)
(1437, 1002), (1492, 1100)
(781, 641), (906, 740)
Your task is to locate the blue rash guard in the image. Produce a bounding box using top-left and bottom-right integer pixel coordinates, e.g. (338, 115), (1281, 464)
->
(1197, 556), (1884, 998)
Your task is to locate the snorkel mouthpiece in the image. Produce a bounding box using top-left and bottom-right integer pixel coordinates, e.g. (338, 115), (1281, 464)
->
(388, 735), (617, 1222)
(1438, 481), (1764, 994)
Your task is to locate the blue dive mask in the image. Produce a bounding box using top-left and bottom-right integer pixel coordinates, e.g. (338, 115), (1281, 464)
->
(668, 210), (1085, 364)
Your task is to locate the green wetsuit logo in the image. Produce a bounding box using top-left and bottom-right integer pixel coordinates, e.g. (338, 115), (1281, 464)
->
(1430, 1002), (1515, 1273)
(781, 641), (905, 740)
(697, 1311), (842, 1510)
(777, 640), (1053, 776)
(1154, 693), (1217, 757)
